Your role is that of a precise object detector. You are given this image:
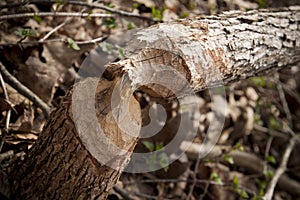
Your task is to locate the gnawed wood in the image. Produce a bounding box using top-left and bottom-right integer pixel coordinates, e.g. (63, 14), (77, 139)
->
(9, 78), (141, 199)
(119, 6), (300, 98)
(8, 6), (300, 199)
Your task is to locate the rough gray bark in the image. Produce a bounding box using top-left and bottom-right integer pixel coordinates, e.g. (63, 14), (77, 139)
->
(118, 6), (300, 98)
(8, 6), (300, 200)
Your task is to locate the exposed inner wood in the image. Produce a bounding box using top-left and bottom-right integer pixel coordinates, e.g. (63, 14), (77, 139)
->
(9, 6), (300, 199)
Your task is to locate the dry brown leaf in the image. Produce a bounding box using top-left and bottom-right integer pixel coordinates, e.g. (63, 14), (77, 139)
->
(0, 98), (13, 112)
(44, 40), (94, 69)
(5, 84), (26, 106)
(17, 54), (58, 103)
(16, 103), (34, 132)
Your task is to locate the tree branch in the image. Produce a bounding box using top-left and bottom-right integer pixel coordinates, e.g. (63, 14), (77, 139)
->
(0, 0), (157, 22)
(263, 135), (299, 200)
(0, 62), (51, 117)
(0, 70), (11, 152)
(181, 141), (300, 196)
(0, 12), (114, 21)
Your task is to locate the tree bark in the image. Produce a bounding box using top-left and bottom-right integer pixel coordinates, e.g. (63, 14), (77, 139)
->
(123, 6), (300, 98)
(9, 78), (141, 199)
(8, 6), (300, 200)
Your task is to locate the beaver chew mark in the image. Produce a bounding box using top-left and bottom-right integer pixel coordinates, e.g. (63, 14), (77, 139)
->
(130, 48), (192, 98)
(136, 48), (192, 83)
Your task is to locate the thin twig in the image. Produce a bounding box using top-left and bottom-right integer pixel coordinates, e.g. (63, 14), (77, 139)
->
(132, 191), (160, 200)
(281, 83), (300, 106)
(263, 136), (273, 172)
(123, 178), (220, 185)
(0, 1), (28, 9)
(186, 135), (206, 200)
(54, 0), (157, 21)
(113, 186), (135, 200)
(274, 73), (293, 129)
(0, 12), (114, 21)
(0, 36), (107, 47)
(0, 62), (51, 118)
(263, 134), (299, 200)
(39, 19), (69, 42)
(254, 124), (287, 138)
(199, 181), (210, 200)
(39, 3), (88, 42)
(182, 142), (300, 196)
(0, 71), (11, 152)
(0, 0), (157, 22)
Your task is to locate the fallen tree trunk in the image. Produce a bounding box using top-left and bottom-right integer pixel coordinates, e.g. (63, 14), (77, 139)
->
(8, 6), (300, 199)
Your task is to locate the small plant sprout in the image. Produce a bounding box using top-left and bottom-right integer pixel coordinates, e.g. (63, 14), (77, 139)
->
(151, 6), (164, 21)
(15, 28), (38, 43)
(232, 175), (249, 199)
(15, 28), (37, 37)
(233, 142), (245, 151)
(266, 155), (276, 164)
(142, 141), (169, 172)
(102, 18), (117, 29)
(210, 171), (223, 185)
(224, 154), (234, 164)
(67, 38), (80, 51)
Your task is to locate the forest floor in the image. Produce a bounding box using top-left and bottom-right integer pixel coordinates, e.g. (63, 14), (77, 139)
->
(0, 0), (300, 199)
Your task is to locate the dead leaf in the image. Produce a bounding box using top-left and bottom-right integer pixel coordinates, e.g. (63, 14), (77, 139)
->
(16, 54), (58, 103)
(14, 102), (34, 132)
(0, 98), (13, 112)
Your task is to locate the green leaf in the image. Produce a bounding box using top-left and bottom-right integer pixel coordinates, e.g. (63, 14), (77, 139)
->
(155, 142), (164, 151)
(258, 0), (267, 8)
(86, 10), (93, 20)
(142, 141), (154, 152)
(224, 154), (234, 164)
(210, 171), (223, 185)
(15, 28), (37, 37)
(54, 0), (66, 11)
(240, 190), (249, 198)
(67, 38), (80, 51)
(179, 12), (189, 19)
(233, 175), (239, 187)
(268, 117), (282, 131)
(254, 114), (263, 126)
(264, 170), (274, 179)
(252, 194), (264, 200)
(132, 3), (139, 10)
(127, 22), (136, 30)
(55, 0), (66, 5)
(256, 179), (267, 190)
(266, 155), (276, 164)
(233, 142), (244, 151)
(235, 187), (249, 199)
(251, 77), (266, 87)
(106, 3), (114, 8)
(117, 47), (125, 58)
(188, 2), (196, 9)
(146, 154), (157, 171)
(159, 152), (169, 172)
(151, 7), (163, 21)
(99, 42), (114, 54)
(102, 18), (117, 29)
(33, 15), (42, 23)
